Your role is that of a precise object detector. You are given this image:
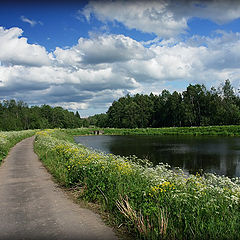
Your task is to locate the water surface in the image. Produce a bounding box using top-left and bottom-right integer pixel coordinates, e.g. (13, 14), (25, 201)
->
(74, 135), (240, 178)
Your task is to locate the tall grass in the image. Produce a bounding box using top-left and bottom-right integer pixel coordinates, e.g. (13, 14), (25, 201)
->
(0, 130), (36, 163)
(34, 129), (240, 240)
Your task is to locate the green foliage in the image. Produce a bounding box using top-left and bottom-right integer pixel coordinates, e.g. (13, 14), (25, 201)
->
(88, 113), (108, 127)
(34, 129), (240, 240)
(0, 130), (36, 163)
(2, 80), (240, 131)
(0, 100), (85, 130)
(92, 80), (240, 128)
(65, 125), (240, 137)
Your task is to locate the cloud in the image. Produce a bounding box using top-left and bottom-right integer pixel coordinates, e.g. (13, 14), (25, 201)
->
(1, 25), (240, 116)
(20, 16), (37, 27)
(53, 102), (89, 110)
(1, 1), (240, 117)
(0, 27), (51, 67)
(0, 36), (141, 112)
(81, 0), (240, 38)
(186, 0), (240, 24)
(71, 68), (140, 91)
(179, 31), (240, 76)
(82, 1), (188, 38)
(54, 34), (154, 66)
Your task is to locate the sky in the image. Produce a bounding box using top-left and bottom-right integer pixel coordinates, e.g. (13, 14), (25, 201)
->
(0, 0), (240, 117)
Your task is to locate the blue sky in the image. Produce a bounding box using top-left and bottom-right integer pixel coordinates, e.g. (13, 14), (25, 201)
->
(0, 0), (240, 117)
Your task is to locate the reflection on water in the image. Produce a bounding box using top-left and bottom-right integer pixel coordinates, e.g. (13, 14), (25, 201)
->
(74, 135), (240, 178)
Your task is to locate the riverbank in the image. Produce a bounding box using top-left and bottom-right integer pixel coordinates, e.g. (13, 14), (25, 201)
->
(34, 128), (240, 240)
(65, 125), (240, 137)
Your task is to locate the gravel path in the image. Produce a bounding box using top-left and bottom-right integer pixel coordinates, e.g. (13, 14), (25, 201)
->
(0, 136), (118, 240)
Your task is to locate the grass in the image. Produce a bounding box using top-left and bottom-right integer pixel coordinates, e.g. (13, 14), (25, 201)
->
(34, 128), (240, 240)
(0, 129), (36, 163)
(64, 125), (240, 137)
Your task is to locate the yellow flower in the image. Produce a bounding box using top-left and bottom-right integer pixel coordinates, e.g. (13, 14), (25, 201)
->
(151, 181), (175, 195)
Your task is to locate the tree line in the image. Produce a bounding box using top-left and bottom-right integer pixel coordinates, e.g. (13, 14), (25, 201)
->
(0, 100), (89, 131)
(89, 80), (240, 128)
(1, 80), (239, 130)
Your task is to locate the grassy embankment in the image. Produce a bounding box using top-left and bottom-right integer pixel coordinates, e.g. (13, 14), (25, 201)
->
(65, 125), (240, 137)
(34, 128), (240, 240)
(0, 130), (36, 163)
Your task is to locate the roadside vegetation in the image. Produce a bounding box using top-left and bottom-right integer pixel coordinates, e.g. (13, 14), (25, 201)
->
(34, 129), (240, 240)
(0, 130), (36, 163)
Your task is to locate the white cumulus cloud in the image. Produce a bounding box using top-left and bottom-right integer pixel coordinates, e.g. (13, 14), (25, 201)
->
(81, 0), (240, 38)
(82, 1), (188, 38)
(54, 34), (154, 66)
(0, 27), (51, 67)
(1, 25), (240, 115)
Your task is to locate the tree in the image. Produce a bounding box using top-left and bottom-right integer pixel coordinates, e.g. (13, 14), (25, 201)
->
(75, 111), (80, 118)
(222, 79), (235, 102)
(0, 100), (83, 130)
(105, 80), (240, 128)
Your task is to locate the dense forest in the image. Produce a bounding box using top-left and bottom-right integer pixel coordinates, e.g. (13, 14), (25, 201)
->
(89, 80), (240, 128)
(0, 100), (88, 130)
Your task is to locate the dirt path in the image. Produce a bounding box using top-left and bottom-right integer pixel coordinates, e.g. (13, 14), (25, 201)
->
(0, 137), (118, 240)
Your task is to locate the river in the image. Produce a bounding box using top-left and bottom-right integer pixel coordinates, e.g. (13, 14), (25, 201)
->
(74, 135), (240, 178)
